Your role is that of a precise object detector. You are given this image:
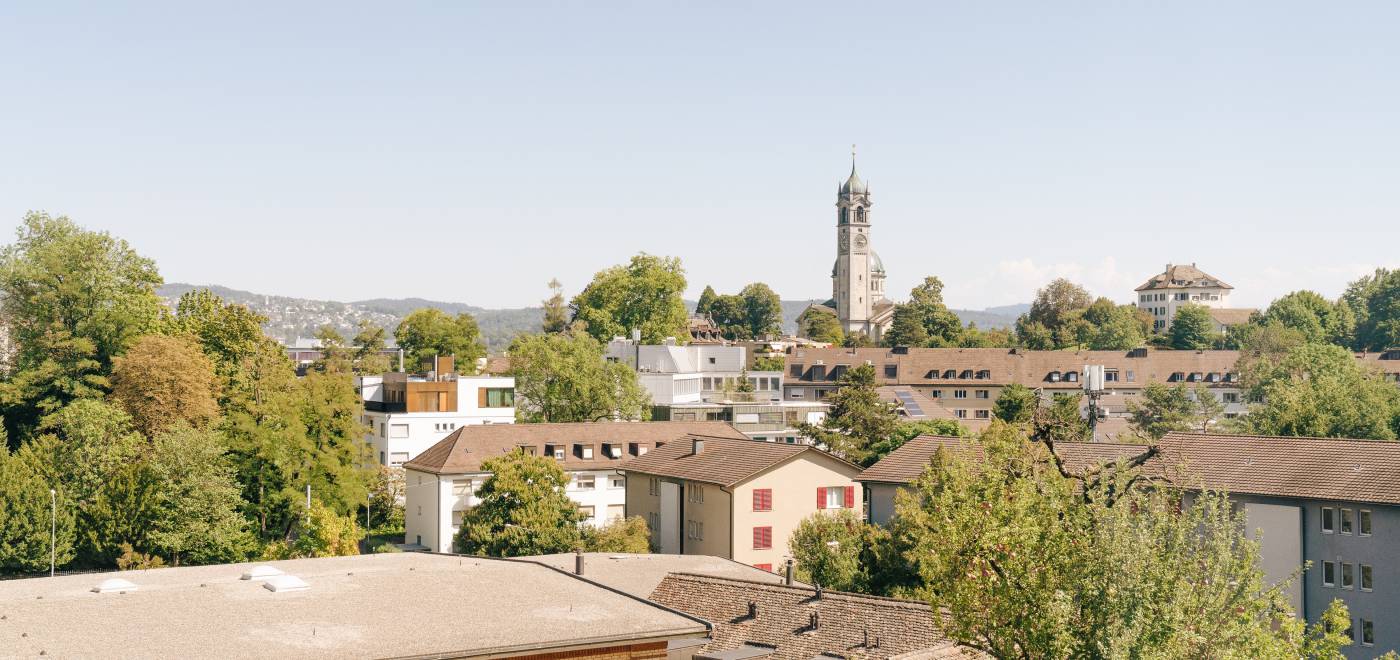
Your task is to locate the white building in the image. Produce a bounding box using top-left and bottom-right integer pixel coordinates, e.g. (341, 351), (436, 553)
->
(1135, 263), (1242, 333)
(358, 356), (515, 467)
(401, 421), (748, 553)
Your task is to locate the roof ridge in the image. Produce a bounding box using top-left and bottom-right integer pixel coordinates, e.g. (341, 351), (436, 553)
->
(1161, 431), (1400, 445)
(662, 572), (933, 609)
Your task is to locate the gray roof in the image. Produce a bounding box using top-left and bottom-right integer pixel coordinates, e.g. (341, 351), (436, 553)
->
(0, 553), (706, 659)
(840, 164), (866, 195)
(519, 552), (799, 598)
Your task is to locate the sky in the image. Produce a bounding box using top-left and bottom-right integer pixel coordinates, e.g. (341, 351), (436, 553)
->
(1, 2), (1397, 311)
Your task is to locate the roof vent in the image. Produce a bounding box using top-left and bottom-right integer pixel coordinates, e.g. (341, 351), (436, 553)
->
(262, 575), (310, 593)
(91, 578), (138, 594)
(692, 438), (704, 455)
(241, 565), (284, 581)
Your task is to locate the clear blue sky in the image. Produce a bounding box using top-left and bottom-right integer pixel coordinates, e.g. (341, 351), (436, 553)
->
(2, 2), (1397, 310)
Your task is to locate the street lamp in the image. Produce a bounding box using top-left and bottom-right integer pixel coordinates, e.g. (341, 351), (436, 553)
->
(49, 488), (56, 577)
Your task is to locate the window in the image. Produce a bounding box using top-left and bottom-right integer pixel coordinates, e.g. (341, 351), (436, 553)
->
(884, 364), (897, 378)
(974, 410), (990, 419)
(820, 485), (852, 509)
(576, 444), (594, 459)
(389, 452), (409, 466)
(1361, 619), (1374, 646)
(688, 483), (705, 503)
(754, 563), (773, 572)
(790, 364), (803, 378)
(480, 387), (515, 408)
(1361, 564), (1373, 591)
(1341, 508), (1354, 534)
(452, 479), (472, 499)
(1322, 561), (1335, 586)
(753, 526), (773, 549)
(1342, 562), (1355, 589)
(753, 488), (773, 511)
(686, 520), (704, 540)
(954, 390), (968, 399)
(390, 424), (409, 438)
(607, 504), (624, 521)
(708, 357), (716, 364)
(610, 476), (625, 489)
(1104, 370), (1119, 382)
(955, 409), (967, 419)
(1360, 509), (1372, 535)
(1223, 392), (1239, 403)
(1321, 507), (1335, 533)
(929, 389), (942, 398)
(573, 475), (596, 490)
(1126, 370), (1135, 382)
(379, 451), (386, 465)
(578, 505), (595, 520)
(975, 390), (989, 399)
(648, 477), (659, 496)
(976, 370), (991, 380)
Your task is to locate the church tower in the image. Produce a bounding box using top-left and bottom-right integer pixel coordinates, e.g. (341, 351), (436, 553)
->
(830, 148), (887, 337)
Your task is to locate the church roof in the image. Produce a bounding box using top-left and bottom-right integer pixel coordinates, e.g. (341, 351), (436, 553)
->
(831, 251), (885, 277)
(840, 162), (866, 195)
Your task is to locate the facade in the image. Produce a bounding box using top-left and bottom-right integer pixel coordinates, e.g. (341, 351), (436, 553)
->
(402, 421), (747, 553)
(1134, 263), (1244, 333)
(623, 435), (863, 570)
(805, 155), (893, 342)
(0, 553), (708, 658)
(358, 356), (516, 467)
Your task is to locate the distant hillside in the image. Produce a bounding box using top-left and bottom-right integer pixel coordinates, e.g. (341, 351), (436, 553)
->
(158, 284), (1026, 352)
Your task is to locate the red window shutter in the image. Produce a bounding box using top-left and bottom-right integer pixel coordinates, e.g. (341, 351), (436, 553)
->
(845, 485), (855, 509)
(817, 487), (825, 509)
(754, 563), (772, 572)
(753, 489), (772, 511)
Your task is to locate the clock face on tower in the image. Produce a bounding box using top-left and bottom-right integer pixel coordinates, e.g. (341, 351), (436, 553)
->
(854, 234), (868, 250)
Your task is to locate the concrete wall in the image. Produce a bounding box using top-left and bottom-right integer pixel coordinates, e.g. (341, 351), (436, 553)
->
(865, 482), (902, 526)
(730, 453), (863, 569)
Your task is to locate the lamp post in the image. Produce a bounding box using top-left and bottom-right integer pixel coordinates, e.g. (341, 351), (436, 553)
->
(49, 488), (56, 577)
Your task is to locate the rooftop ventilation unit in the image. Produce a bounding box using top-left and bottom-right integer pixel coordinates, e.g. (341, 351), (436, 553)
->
(92, 578), (139, 594)
(241, 565), (285, 581)
(262, 574), (310, 593)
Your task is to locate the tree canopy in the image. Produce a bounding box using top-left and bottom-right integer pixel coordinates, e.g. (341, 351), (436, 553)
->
(697, 282), (783, 340)
(508, 332), (650, 423)
(110, 334), (220, 437)
(571, 253), (688, 344)
(1168, 303), (1215, 350)
(797, 307), (844, 345)
(1241, 343), (1400, 440)
(541, 278), (569, 334)
(454, 451), (587, 556)
(1343, 267), (1400, 351)
(797, 364), (898, 464)
(394, 308), (486, 372)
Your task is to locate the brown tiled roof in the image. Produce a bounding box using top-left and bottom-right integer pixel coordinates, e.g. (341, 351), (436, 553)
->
(876, 386), (992, 432)
(648, 573), (975, 660)
(787, 347), (1243, 391)
(620, 434), (860, 487)
(1355, 350), (1400, 376)
(480, 356), (512, 375)
(404, 421), (748, 475)
(856, 435), (1150, 485)
(1145, 432), (1400, 505)
(1207, 308), (1256, 326)
(1135, 263), (1232, 291)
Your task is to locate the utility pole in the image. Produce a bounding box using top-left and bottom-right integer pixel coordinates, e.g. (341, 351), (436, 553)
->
(49, 488), (56, 577)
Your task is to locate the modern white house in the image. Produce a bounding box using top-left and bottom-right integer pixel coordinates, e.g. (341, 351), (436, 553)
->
(401, 421), (748, 553)
(358, 356), (516, 467)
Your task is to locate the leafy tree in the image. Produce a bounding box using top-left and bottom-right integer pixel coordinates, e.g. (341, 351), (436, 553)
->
(955, 324), (1015, 348)
(582, 516), (650, 553)
(797, 307), (844, 345)
(394, 308), (486, 372)
(1242, 343), (1400, 440)
(368, 467), (406, 532)
(797, 364), (898, 463)
(0, 212), (163, 436)
(1015, 279), (1092, 348)
(863, 419), (969, 467)
(752, 354), (785, 372)
(788, 509), (869, 591)
(1126, 383), (1222, 440)
(455, 451), (585, 556)
(0, 440), (77, 573)
(110, 334), (220, 437)
(904, 277), (965, 346)
(1343, 267), (1400, 351)
(883, 304), (929, 348)
(1014, 320), (1055, 350)
(992, 383), (1038, 424)
(738, 283), (783, 339)
(145, 425), (254, 565)
(1081, 298), (1151, 350)
(1169, 303), (1215, 350)
(1033, 392), (1090, 444)
(165, 288), (268, 390)
(508, 332), (650, 423)
(350, 320), (391, 374)
(893, 422), (1353, 657)
(842, 332), (874, 348)
(1256, 290), (1355, 347)
(309, 325), (355, 374)
(264, 499), (363, 559)
(571, 253), (688, 344)
(542, 278), (570, 334)
(297, 371), (376, 515)
(695, 285), (719, 317)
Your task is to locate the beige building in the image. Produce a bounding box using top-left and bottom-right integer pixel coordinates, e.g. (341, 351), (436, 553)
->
(623, 435), (863, 572)
(1135, 263), (1252, 333)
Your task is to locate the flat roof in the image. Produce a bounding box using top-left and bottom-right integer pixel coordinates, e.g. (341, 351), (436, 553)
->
(518, 552), (798, 598)
(0, 553), (706, 659)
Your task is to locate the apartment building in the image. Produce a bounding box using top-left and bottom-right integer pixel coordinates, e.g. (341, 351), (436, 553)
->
(402, 421), (747, 553)
(857, 432), (1400, 655)
(1134, 263), (1248, 333)
(623, 435), (862, 571)
(358, 356), (516, 467)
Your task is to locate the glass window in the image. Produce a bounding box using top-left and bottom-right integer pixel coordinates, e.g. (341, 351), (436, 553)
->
(610, 476), (625, 489)
(389, 452), (409, 466)
(648, 477), (659, 496)
(1341, 509), (1354, 534)
(955, 409), (967, 418)
(975, 390), (989, 399)
(1342, 562), (1354, 589)
(577, 505), (595, 520)
(1360, 509), (1372, 536)
(1361, 619), (1374, 646)
(954, 390), (967, 399)
(975, 410), (990, 419)
(483, 387), (515, 407)
(606, 504), (624, 521)
(1321, 507), (1335, 533)
(824, 486), (847, 509)
(1361, 564), (1373, 591)
(573, 475), (596, 490)
(1322, 561), (1335, 586)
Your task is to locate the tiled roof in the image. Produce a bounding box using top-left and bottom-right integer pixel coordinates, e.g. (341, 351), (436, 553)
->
(787, 347), (1242, 390)
(620, 434), (860, 487)
(1206, 308), (1256, 326)
(857, 435), (1150, 485)
(404, 421), (748, 475)
(1146, 432), (1400, 505)
(1135, 263), (1233, 291)
(648, 573), (975, 660)
(480, 356), (512, 375)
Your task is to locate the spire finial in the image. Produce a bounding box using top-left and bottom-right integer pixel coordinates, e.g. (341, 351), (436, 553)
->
(851, 143), (857, 172)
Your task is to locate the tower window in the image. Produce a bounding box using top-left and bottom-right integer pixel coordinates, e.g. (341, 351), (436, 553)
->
(856, 207), (866, 222)
(840, 208), (848, 224)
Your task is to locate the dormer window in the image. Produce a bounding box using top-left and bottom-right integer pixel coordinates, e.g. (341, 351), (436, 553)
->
(975, 370), (991, 380)
(942, 369), (956, 379)
(959, 369), (973, 379)
(1188, 372), (1203, 382)
(575, 444), (594, 460)
(1206, 372), (1221, 383)
(1224, 372), (1237, 383)
(1065, 371), (1078, 382)
(1048, 371), (1062, 382)
(1169, 372), (1185, 382)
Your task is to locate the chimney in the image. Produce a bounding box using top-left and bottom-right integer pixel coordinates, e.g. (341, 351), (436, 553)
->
(784, 559), (794, 586)
(574, 549), (585, 576)
(692, 438), (704, 455)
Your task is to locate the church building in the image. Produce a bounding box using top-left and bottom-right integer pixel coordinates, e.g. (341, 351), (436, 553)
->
(805, 153), (895, 342)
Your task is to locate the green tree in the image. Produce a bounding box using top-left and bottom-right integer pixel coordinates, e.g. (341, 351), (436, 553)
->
(788, 509), (869, 591)
(0, 212), (163, 436)
(1126, 383), (1194, 440)
(1034, 392), (1090, 444)
(571, 253), (688, 344)
(894, 422), (1352, 657)
(883, 304), (929, 348)
(706, 293), (751, 339)
(265, 499), (363, 559)
(1257, 290), (1355, 347)
(351, 320), (391, 374)
(1343, 267), (1400, 351)
(297, 371), (376, 516)
(145, 425), (255, 565)
(752, 354), (785, 372)
(1082, 298), (1150, 350)
(454, 451), (585, 556)
(0, 440), (77, 573)
(906, 276), (964, 346)
(1169, 303), (1215, 350)
(797, 307), (844, 344)
(992, 383), (1038, 424)
(165, 289), (269, 390)
(542, 278), (570, 334)
(738, 283), (783, 339)
(843, 332), (874, 348)
(863, 419), (969, 468)
(582, 516), (651, 553)
(1015, 279), (1092, 348)
(508, 332), (650, 423)
(309, 325), (354, 374)
(955, 324), (1015, 348)
(394, 308), (486, 372)
(797, 364), (898, 463)
(695, 285), (719, 317)
(367, 467), (406, 532)
(1243, 343), (1400, 440)
(110, 334), (221, 437)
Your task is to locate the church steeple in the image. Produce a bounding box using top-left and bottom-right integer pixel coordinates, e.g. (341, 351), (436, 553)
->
(840, 144), (867, 195)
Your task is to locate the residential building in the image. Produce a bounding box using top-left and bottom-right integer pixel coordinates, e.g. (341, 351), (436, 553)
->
(799, 155), (894, 343)
(857, 432), (1400, 655)
(1134, 263), (1247, 333)
(0, 553), (708, 659)
(623, 435), (863, 570)
(358, 356), (516, 467)
(403, 421), (748, 552)
(651, 400), (828, 444)
(648, 573), (975, 659)
(282, 335), (402, 374)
